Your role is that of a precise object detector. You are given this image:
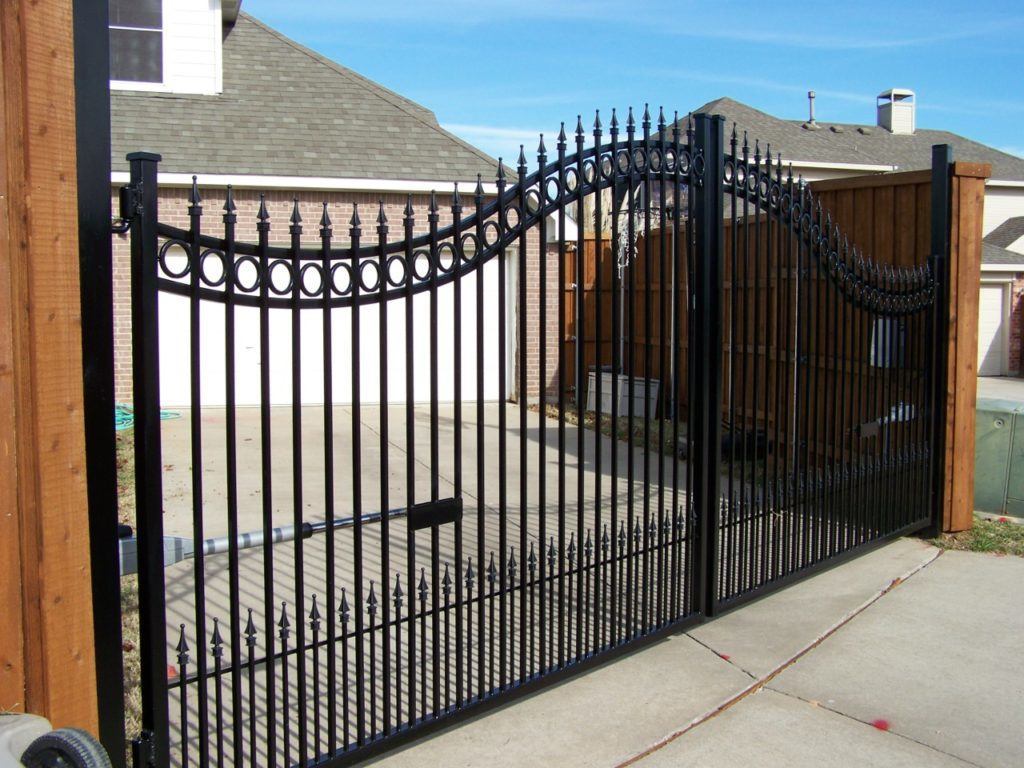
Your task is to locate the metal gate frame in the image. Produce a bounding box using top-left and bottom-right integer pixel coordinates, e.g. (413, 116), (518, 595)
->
(119, 113), (952, 768)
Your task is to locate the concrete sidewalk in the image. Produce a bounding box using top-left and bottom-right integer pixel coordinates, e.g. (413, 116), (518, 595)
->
(366, 539), (1024, 768)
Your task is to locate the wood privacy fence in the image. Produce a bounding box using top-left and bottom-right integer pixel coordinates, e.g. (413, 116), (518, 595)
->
(562, 164), (987, 532)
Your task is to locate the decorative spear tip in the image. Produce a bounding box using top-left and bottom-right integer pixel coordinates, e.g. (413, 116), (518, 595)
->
(377, 199), (388, 225)
(517, 144), (528, 168)
(609, 108), (618, 130)
(429, 189), (438, 213)
(257, 193), (269, 222)
(657, 105), (666, 128)
(404, 194), (415, 218)
(475, 173), (484, 196)
(276, 602), (289, 628)
(496, 160), (506, 181)
(309, 594), (321, 621)
(320, 201), (332, 230)
(558, 121), (567, 143)
(189, 175), (202, 206)
(451, 181), (461, 207)
(642, 103), (651, 124)
(223, 185), (236, 213)
(211, 617), (223, 646)
(350, 202), (362, 228)
(537, 133), (547, 156)
(575, 115), (584, 136)
(176, 624), (189, 654)
(290, 197), (302, 225)
(626, 106), (635, 129)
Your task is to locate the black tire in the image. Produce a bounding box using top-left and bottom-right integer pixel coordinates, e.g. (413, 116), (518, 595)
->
(20, 727), (112, 768)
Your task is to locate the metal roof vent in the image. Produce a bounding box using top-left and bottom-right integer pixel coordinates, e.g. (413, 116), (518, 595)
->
(877, 89), (915, 135)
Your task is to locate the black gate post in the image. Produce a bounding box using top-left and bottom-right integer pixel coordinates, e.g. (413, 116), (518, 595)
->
(691, 114), (725, 616)
(927, 144), (953, 536)
(127, 152), (169, 768)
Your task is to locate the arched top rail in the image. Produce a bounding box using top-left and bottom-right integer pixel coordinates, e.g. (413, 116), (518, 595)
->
(153, 122), (700, 309)
(721, 137), (934, 315)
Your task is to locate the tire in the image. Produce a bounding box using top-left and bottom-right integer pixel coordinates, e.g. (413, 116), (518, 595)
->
(20, 727), (112, 768)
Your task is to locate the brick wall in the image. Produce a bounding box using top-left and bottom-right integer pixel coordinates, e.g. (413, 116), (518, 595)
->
(111, 185), (556, 402)
(1011, 274), (1024, 375)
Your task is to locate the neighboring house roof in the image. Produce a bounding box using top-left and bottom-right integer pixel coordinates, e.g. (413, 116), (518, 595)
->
(111, 13), (500, 183)
(673, 97), (1024, 182)
(984, 216), (1024, 248)
(982, 242), (1024, 266)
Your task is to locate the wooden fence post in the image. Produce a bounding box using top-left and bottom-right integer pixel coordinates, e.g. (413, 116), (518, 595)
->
(940, 161), (991, 531)
(0, 0), (98, 733)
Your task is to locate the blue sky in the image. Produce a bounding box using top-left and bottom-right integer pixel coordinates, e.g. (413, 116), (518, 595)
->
(242, 0), (1024, 164)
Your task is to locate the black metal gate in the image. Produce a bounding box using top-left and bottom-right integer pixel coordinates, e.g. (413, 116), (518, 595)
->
(122, 111), (947, 767)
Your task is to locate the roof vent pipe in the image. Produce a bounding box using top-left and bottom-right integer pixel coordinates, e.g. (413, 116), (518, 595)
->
(808, 90), (816, 125)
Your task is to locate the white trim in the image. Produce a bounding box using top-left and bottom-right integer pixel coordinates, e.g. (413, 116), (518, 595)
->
(110, 171), (500, 195)
(788, 159), (896, 172)
(981, 264), (1024, 273)
(986, 179), (1024, 188)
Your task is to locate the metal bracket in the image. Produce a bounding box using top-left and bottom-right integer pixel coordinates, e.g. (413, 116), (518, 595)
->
(112, 181), (143, 234)
(408, 497), (462, 531)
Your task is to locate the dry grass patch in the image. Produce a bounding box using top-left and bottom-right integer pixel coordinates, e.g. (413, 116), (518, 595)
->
(931, 516), (1024, 557)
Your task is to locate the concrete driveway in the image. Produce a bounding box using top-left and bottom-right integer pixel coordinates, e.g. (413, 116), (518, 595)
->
(366, 541), (1024, 768)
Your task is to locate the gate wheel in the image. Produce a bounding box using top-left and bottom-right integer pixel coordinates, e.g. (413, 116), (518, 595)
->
(20, 728), (112, 768)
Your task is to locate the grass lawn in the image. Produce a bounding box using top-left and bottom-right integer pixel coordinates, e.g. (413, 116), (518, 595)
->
(930, 515), (1024, 557)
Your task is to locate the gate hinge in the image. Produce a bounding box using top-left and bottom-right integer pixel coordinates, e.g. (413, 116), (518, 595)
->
(113, 181), (144, 234)
(131, 730), (156, 767)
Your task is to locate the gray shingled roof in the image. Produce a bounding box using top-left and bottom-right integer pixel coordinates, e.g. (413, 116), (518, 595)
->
(111, 13), (500, 182)
(985, 216), (1024, 248)
(675, 97), (1024, 182)
(983, 242), (1024, 265)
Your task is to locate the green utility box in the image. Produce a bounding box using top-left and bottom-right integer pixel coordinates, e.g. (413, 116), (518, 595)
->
(975, 397), (1024, 516)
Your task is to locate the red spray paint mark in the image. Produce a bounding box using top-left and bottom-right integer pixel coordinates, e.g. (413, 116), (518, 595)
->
(871, 719), (890, 731)
(167, 665), (178, 681)
(719, 653), (731, 661)
(998, 517), (1010, 523)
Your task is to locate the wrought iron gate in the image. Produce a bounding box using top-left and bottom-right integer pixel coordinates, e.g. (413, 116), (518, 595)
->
(123, 111), (947, 767)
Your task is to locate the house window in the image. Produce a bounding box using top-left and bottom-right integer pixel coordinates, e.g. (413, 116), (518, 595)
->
(109, 0), (163, 84)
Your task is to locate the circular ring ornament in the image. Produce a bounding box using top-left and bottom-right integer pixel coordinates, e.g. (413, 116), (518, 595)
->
(268, 259), (294, 296)
(412, 249), (432, 281)
(299, 262), (323, 298)
(234, 255), (261, 293)
(158, 239), (191, 280)
(386, 254), (406, 287)
(330, 262), (353, 296)
(200, 249), (227, 287)
(482, 220), (502, 249)
(436, 242), (458, 275)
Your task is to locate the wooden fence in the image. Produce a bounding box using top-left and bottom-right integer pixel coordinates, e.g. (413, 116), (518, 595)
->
(561, 164), (988, 532)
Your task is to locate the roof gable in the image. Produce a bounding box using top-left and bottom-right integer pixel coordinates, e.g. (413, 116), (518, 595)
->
(111, 13), (500, 183)
(985, 216), (1024, 249)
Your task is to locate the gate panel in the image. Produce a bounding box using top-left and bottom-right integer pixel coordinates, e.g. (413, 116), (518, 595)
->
(126, 109), (704, 767)
(712, 130), (937, 611)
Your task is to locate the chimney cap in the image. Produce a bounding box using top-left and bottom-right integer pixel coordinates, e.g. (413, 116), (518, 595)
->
(877, 88), (915, 102)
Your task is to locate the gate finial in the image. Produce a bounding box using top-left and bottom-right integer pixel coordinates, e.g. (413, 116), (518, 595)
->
(609, 108), (617, 134)
(404, 194), (415, 224)
(257, 193), (270, 228)
(517, 144), (528, 173)
(557, 122), (567, 150)
(350, 202), (362, 232)
(289, 198), (302, 235)
(657, 106), (666, 131)
(377, 199), (389, 229)
(642, 103), (651, 129)
(320, 201), (332, 234)
(626, 106), (635, 135)
(537, 133), (547, 158)
(189, 175), (202, 208)
(474, 174), (484, 200)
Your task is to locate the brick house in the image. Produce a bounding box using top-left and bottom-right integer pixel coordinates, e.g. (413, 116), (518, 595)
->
(110, 3), (560, 405)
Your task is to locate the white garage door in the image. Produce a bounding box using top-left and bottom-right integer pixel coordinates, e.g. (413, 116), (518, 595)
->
(977, 284), (1006, 376)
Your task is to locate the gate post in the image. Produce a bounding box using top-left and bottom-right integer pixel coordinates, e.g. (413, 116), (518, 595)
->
(126, 152), (169, 768)
(927, 145), (952, 537)
(691, 114), (725, 616)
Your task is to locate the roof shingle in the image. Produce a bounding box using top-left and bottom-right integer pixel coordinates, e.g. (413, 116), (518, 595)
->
(673, 97), (1024, 182)
(111, 13), (500, 183)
